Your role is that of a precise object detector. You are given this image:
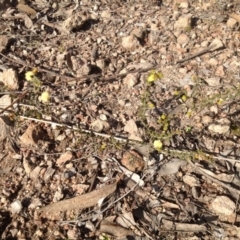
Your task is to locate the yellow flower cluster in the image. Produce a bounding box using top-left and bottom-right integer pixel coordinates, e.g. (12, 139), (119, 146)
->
(147, 70), (163, 83)
(25, 68), (42, 88)
(39, 91), (50, 103)
(25, 69), (50, 103)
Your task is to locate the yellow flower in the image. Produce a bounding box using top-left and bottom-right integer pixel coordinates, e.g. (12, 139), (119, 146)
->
(217, 98), (223, 105)
(147, 70), (163, 83)
(163, 122), (169, 131)
(173, 90), (180, 95)
(186, 109), (192, 117)
(181, 94), (187, 102)
(39, 91), (50, 103)
(153, 140), (163, 151)
(148, 101), (155, 109)
(25, 71), (35, 81)
(101, 143), (107, 150)
(25, 69), (42, 87)
(161, 114), (167, 120)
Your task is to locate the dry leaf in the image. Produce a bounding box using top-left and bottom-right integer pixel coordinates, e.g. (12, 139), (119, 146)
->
(15, 13), (33, 28)
(0, 116), (12, 141)
(23, 157), (33, 177)
(56, 151), (73, 166)
(0, 35), (10, 53)
(158, 158), (187, 176)
(161, 201), (180, 209)
(229, 13), (240, 23)
(17, 3), (37, 18)
(116, 211), (136, 229)
(124, 119), (142, 141)
(20, 124), (43, 146)
(39, 181), (117, 212)
(199, 167), (234, 183)
(99, 216), (133, 238)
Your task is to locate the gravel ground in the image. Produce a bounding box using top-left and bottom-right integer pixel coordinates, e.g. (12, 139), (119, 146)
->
(0, 0), (240, 239)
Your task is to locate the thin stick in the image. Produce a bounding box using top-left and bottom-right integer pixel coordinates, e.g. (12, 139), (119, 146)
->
(234, 194), (239, 225)
(19, 115), (137, 143)
(164, 148), (240, 163)
(0, 52), (76, 80)
(0, 89), (28, 115)
(1, 42), (223, 87)
(188, 160), (240, 195)
(212, 156), (240, 163)
(61, 172), (147, 224)
(176, 44), (217, 63)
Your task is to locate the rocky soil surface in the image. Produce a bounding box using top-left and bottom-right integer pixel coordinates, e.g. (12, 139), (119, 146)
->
(0, 0), (240, 239)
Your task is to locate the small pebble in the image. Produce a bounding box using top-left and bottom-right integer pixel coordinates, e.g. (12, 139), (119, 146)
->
(10, 200), (22, 214)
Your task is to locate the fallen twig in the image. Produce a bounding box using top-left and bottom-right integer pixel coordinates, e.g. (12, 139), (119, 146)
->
(0, 52), (76, 80)
(229, 13), (240, 23)
(188, 160), (240, 196)
(19, 115), (135, 143)
(0, 40), (224, 87)
(161, 219), (206, 232)
(0, 89), (28, 115)
(176, 43), (218, 63)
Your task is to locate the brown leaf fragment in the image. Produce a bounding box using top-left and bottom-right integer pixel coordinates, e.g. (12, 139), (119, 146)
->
(0, 154), (17, 175)
(15, 13), (33, 28)
(38, 181), (117, 212)
(116, 211), (136, 229)
(30, 166), (42, 180)
(44, 164), (55, 181)
(0, 116), (13, 141)
(161, 201), (180, 209)
(209, 38), (224, 51)
(99, 216), (133, 238)
(199, 167), (234, 183)
(0, 35), (10, 53)
(124, 119), (143, 141)
(16, 3), (37, 18)
(23, 156), (33, 177)
(158, 158), (187, 176)
(229, 13), (240, 23)
(20, 124), (43, 146)
(56, 151), (73, 166)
